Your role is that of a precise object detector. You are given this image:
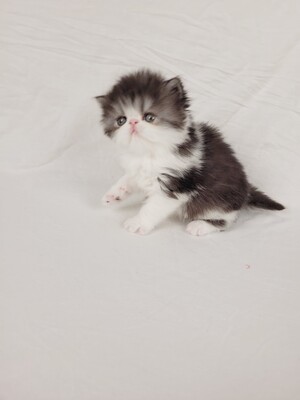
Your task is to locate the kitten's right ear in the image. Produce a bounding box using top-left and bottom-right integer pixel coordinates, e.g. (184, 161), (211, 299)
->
(163, 77), (184, 96)
(94, 95), (106, 107)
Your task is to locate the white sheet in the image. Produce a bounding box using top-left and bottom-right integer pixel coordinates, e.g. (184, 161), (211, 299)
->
(1, 0), (300, 399)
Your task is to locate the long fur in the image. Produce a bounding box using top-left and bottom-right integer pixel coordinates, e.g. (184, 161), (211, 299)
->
(96, 69), (284, 235)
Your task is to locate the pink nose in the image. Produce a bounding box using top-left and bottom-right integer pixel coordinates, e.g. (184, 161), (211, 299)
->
(129, 118), (139, 125)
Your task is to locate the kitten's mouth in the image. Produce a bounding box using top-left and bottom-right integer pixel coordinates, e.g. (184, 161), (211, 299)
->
(130, 127), (138, 136)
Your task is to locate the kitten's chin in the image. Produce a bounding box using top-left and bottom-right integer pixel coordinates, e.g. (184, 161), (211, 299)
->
(114, 125), (186, 153)
(139, 126), (187, 149)
(113, 131), (149, 154)
(128, 136), (154, 154)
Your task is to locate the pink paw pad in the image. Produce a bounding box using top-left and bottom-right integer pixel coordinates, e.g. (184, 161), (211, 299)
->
(105, 194), (116, 203)
(120, 186), (128, 194)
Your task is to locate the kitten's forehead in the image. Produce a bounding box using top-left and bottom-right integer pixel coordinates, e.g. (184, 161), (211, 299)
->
(103, 70), (167, 111)
(114, 95), (154, 115)
(122, 104), (141, 119)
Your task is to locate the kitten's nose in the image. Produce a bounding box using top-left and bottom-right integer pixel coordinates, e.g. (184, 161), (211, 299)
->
(129, 119), (139, 125)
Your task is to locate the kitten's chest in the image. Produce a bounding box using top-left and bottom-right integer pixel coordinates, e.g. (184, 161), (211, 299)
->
(122, 154), (162, 193)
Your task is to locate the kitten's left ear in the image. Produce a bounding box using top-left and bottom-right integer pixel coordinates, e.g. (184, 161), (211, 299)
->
(163, 77), (184, 96)
(94, 95), (106, 107)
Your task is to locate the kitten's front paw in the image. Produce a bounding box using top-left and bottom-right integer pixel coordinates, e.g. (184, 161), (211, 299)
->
(102, 186), (129, 206)
(102, 193), (120, 205)
(123, 216), (153, 235)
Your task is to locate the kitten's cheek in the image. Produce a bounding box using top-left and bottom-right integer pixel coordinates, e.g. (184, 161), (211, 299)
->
(138, 127), (152, 141)
(114, 128), (130, 146)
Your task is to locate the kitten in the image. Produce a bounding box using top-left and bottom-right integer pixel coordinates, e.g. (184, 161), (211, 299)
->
(95, 69), (284, 236)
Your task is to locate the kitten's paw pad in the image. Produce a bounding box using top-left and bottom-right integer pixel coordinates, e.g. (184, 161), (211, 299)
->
(186, 220), (218, 236)
(102, 186), (129, 205)
(123, 216), (152, 235)
(102, 193), (120, 205)
(119, 186), (129, 193)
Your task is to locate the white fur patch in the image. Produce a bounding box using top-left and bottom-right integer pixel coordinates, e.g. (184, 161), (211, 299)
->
(123, 215), (151, 235)
(186, 220), (220, 236)
(118, 122), (203, 197)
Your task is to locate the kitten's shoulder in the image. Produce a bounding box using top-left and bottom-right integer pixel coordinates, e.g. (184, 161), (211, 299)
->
(197, 122), (235, 154)
(198, 122), (224, 142)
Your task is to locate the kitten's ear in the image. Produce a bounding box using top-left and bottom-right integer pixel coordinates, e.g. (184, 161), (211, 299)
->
(163, 77), (184, 96)
(94, 95), (106, 107)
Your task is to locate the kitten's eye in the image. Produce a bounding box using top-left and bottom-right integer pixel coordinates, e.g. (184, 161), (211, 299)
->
(144, 113), (156, 123)
(116, 116), (127, 126)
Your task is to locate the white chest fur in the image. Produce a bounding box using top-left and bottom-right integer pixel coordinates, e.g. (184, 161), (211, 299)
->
(119, 140), (201, 196)
(121, 153), (161, 195)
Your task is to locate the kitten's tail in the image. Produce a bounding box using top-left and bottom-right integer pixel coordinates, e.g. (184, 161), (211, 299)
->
(248, 186), (285, 210)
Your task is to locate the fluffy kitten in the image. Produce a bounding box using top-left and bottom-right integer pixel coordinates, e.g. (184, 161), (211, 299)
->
(95, 69), (284, 236)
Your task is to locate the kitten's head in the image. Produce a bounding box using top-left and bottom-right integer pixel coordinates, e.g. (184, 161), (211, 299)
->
(95, 70), (190, 152)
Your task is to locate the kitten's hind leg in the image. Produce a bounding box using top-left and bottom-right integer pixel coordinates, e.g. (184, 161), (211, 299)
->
(186, 210), (238, 236)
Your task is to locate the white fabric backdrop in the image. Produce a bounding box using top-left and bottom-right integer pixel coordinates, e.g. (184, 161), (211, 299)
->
(1, 0), (300, 399)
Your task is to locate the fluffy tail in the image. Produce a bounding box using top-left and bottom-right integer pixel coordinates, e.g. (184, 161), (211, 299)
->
(248, 186), (285, 210)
